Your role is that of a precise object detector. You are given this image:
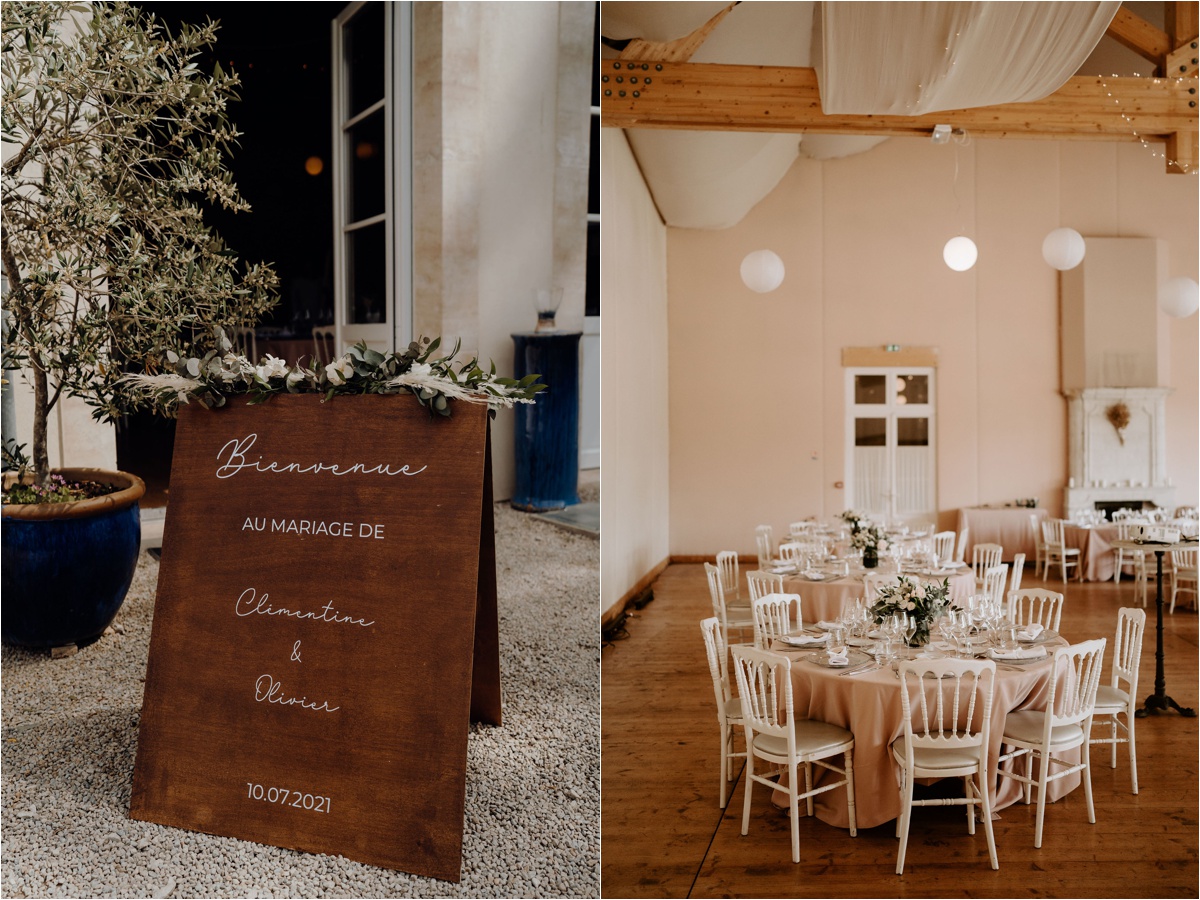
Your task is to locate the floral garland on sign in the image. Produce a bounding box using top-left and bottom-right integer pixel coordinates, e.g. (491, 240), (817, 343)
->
(868, 576), (951, 646)
(120, 332), (546, 417)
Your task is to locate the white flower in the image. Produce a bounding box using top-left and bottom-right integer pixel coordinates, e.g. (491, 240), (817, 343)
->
(255, 354), (289, 381)
(914, 583), (926, 599)
(286, 369), (306, 388)
(878, 539), (888, 552)
(409, 361), (432, 378)
(325, 356), (355, 386)
(906, 600), (916, 611)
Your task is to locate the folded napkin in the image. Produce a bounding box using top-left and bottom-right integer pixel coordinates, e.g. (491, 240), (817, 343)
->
(816, 620), (841, 631)
(800, 570), (826, 581)
(940, 561), (966, 569)
(1016, 623), (1045, 642)
(825, 647), (850, 666)
(779, 632), (828, 647)
(990, 645), (1048, 661)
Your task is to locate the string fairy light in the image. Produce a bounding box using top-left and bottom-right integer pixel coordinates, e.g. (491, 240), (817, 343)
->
(1097, 73), (1199, 175)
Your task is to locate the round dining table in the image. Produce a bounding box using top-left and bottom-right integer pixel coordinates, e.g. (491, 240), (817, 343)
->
(781, 566), (977, 625)
(768, 636), (1077, 830)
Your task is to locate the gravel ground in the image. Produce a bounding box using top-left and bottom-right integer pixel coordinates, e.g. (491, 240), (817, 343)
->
(1, 499), (599, 899)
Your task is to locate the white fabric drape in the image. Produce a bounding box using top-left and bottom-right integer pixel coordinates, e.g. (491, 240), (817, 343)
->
(814, 1), (1121, 116)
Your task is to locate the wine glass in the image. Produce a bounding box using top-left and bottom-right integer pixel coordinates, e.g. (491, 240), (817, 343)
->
(904, 612), (918, 648)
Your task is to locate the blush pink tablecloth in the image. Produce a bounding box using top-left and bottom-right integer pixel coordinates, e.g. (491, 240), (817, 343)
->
(1061, 524), (1120, 582)
(768, 639), (1077, 830)
(958, 507), (1047, 563)
(782, 569), (976, 624)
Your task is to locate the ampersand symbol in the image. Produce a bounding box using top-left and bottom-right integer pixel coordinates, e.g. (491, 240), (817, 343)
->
(291, 640), (302, 663)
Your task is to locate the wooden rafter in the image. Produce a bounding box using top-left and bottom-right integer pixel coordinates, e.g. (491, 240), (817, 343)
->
(604, 2), (739, 64)
(599, 61), (1199, 172)
(1106, 6), (1172, 66)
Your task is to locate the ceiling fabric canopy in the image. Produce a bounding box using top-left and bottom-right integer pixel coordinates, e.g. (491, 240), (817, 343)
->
(813, 1), (1121, 116)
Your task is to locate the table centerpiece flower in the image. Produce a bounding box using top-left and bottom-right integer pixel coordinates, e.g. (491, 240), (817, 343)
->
(868, 576), (951, 646)
(850, 522), (887, 568)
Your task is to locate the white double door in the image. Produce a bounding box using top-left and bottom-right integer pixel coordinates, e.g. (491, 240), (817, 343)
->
(844, 367), (937, 527)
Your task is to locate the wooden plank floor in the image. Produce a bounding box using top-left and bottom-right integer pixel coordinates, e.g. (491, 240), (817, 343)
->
(601, 563), (1200, 897)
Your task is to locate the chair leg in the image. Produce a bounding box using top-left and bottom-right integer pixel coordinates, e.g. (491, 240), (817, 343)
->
(1033, 748), (1050, 848)
(804, 762), (814, 817)
(789, 761), (801, 864)
(964, 776), (975, 835)
(1114, 550), (1122, 583)
(1109, 717), (1117, 769)
(719, 725), (729, 809)
(844, 748), (857, 838)
(740, 748), (754, 836)
(1082, 736), (1096, 825)
(977, 771), (998, 870)
(1127, 710), (1139, 795)
(896, 767), (914, 875)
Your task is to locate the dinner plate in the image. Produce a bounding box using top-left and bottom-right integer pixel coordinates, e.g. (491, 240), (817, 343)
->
(810, 648), (872, 668)
(989, 649), (1048, 665)
(778, 633), (828, 647)
(847, 636), (875, 648)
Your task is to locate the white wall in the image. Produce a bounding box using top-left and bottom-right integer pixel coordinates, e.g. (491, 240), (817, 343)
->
(664, 137), (1198, 557)
(600, 128), (670, 617)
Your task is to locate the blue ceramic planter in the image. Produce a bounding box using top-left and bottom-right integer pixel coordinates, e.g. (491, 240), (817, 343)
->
(2, 469), (144, 649)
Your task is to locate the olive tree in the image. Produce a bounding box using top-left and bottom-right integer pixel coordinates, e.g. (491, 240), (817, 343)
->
(1, 1), (277, 480)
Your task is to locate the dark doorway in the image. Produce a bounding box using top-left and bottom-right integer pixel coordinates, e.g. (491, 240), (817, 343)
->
(119, 1), (345, 506)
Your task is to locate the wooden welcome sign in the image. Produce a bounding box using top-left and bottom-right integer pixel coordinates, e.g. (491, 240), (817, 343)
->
(130, 394), (500, 881)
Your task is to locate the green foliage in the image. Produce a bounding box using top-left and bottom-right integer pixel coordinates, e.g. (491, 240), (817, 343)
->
(123, 331), (547, 419)
(1, 1), (278, 477)
(3, 470), (118, 504)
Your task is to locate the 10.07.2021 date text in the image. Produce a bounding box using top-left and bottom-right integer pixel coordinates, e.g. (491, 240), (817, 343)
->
(246, 782), (331, 813)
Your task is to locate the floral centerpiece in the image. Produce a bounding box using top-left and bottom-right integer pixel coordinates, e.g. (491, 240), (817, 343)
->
(868, 576), (951, 646)
(849, 522), (887, 567)
(840, 509), (864, 529)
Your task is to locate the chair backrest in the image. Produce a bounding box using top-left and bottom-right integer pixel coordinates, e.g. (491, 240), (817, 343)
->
(789, 520), (814, 538)
(746, 570), (784, 603)
(312, 325), (336, 365)
(730, 645), (793, 744)
(701, 616), (733, 712)
(1045, 639), (1106, 728)
(1006, 588), (1065, 632)
(752, 593), (801, 648)
(755, 524), (774, 557)
(972, 543), (1003, 581)
(716, 551), (740, 601)
(778, 542), (805, 565)
(755, 532), (772, 571)
(933, 531), (956, 563)
(981, 564), (1008, 607)
(1170, 548), (1197, 574)
(1110, 607), (1145, 697)
(863, 572), (899, 599)
(955, 527), (969, 563)
(896, 658), (996, 762)
(1042, 518), (1066, 547)
(1029, 513), (1044, 547)
(704, 563), (730, 629)
(232, 326), (257, 363)
(1008, 553), (1025, 594)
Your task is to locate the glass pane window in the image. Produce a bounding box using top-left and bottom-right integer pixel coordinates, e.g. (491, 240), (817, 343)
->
(897, 418), (929, 446)
(349, 110), (386, 221)
(347, 222), (387, 324)
(344, 2), (384, 118)
(855, 375), (887, 404)
(855, 418), (887, 447)
(896, 374), (929, 405)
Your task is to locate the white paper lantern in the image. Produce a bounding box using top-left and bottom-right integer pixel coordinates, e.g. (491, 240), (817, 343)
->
(740, 249), (785, 293)
(943, 236), (978, 272)
(1160, 276), (1200, 318)
(1042, 227), (1086, 270)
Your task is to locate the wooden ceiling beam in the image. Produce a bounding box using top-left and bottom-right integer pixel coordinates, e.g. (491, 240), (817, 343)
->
(600, 61), (1196, 140)
(605, 1), (740, 64)
(1166, 2), (1200, 46)
(1106, 6), (1172, 67)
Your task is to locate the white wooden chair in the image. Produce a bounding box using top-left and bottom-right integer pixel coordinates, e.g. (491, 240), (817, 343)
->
(1113, 521), (1148, 584)
(863, 572), (899, 600)
(1006, 588), (1064, 633)
(1009, 553), (1026, 594)
(312, 325), (336, 365)
(997, 639), (1106, 848)
(730, 645), (857, 863)
(751, 593), (802, 648)
(716, 550), (740, 603)
(954, 527), (970, 563)
(746, 570), (784, 603)
(755, 524), (775, 561)
(981, 564), (1008, 610)
(789, 520), (815, 539)
(1169, 549), (1198, 613)
(1042, 519), (1081, 582)
(893, 658), (998, 875)
(755, 532), (773, 572)
(701, 617), (746, 808)
(1029, 513), (1048, 578)
(705, 562), (754, 649)
(778, 541), (805, 568)
(933, 531), (956, 564)
(1089, 607), (1145, 794)
(972, 543), (1003, 586)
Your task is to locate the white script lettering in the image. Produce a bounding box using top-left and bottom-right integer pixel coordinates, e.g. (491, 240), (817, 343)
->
(254, 674), (340, 713)
(234, 588), (376, 628)
(215, 433), (427, 480)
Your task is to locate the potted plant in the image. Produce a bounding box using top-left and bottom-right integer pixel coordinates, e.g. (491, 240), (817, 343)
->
(1, 2), (277, 649)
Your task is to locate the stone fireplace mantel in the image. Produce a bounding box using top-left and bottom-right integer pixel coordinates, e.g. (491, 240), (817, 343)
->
(1063, 387), (1174, 520)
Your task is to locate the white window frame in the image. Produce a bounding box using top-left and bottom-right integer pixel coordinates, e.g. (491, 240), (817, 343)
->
(332, 1), (412, 354)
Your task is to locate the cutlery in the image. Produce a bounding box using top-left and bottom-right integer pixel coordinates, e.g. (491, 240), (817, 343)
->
(837, 662), (878, 676)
